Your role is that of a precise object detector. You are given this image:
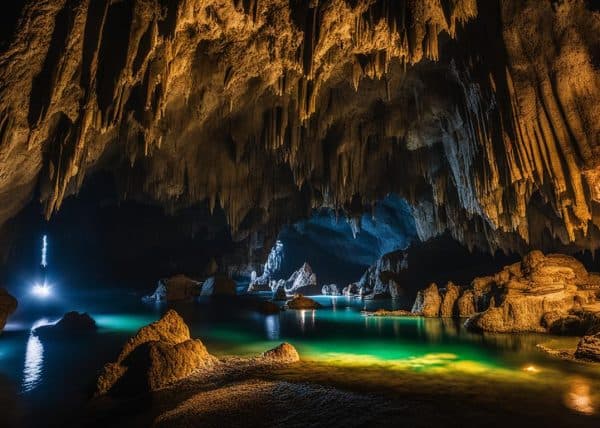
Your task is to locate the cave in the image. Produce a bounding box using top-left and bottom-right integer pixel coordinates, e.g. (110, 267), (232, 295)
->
(0, 1), (599, 427)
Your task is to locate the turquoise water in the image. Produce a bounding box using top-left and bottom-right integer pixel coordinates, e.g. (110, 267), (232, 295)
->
(1, 288), (600, 426)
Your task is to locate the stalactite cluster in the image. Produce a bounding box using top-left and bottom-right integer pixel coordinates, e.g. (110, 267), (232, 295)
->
(0, 0), (598, 255)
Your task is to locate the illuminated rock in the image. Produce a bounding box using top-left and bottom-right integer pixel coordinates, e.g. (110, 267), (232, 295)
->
(200, 276), (236, 297)
(321, 284), (340, 296)
(465, 252), (600, 333)
(575, 333), (600, 362)
(356, 250), (407, 297)
(343, 283), (360, 297)
(411, 283), (441, 317)
(96, 310), (215, 395)
(284, 263), (317, 294)
(440, 282), (461, 317)
(286, 294), (322, 310)
(0, 288), (17, 333)
(248, 240), (284, 292)
(144, 275), (201, 302)
(261, 342), (300, 363)
(457, 290), (476, 318)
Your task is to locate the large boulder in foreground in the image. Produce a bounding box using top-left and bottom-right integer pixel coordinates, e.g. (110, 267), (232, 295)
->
(261, 342), (300, 363)
(144, 275), (201, 302)
(287, 294), (322, 310)
(411, 283), (441, 317)
(96, 310), (215, 395)
(574, 333), (600, 362)
(200, 276), (236, 297)
(465, 251), (599, 333)
(0, 288), (17, 333)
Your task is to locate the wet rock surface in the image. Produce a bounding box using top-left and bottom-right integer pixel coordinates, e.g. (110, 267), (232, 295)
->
(411, 283), (442, 317)
(286, 295), (322, 310)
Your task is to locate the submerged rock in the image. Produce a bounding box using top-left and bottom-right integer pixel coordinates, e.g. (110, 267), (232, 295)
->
(411, 283), (441, 317)
(286, 294), (322, 310)
(321, 284), (340, 296)
(0, 288), (17, 333)
(465, 252), (600, 333)
(574, 333), (600, 362)
(144, 275), (201, 302)
(362, 309), (414, 317)
(201, 276), (236, 297)
(261, 342), (300, 363)
(96, 310), (215, 395)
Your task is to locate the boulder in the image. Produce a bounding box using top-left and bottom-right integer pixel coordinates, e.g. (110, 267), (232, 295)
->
(287, 294), (322, 310)
(144, 275), (201, 302)
(96, 310), (215, 395)
(440, 282), (461, 317)
(321, 284), (340, 296)
(201, 276), (236, 297)
(574, 333), (600, 362)
(37, 311), (96, 336)
(284, 263), (317, 294)
(261, 342), (300, 363)
(272, 285), (287, 301)
(0, 288), (17, 333)
(465, 251), (599, 333)
(411, 283), (441, 317)
(457, 289), (476, 317)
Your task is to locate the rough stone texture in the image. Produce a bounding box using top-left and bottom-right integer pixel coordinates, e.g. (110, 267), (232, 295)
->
(411, 283), (441, 317)
(457, 289), (476, 318)
(0, 0), (599, 260)
(465, 252), (600, 333)
(356, 250), (407, 297)
(574, 333), (600, 362)
(321, 284), (340, 296)
(96, 310), (215, 395)
(144, 275), (201, 302)
(440, 282), (461, 317)
(286, 294), (322, 310)
(343, 283), (360, 297)
(200, 276), (236, 297)
(0, 288), (17, 333)
(248, 240), (284, 292)
(261, 342), (300, 363)
(283, 263), (317, 294)
(363, 309), (414, 317)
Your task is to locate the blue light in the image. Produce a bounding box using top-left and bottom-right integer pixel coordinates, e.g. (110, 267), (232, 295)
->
(41, 234), (47, 268)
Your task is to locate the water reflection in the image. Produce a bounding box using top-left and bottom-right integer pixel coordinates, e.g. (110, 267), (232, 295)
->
(264, 315), (280, 340)
(564, 377), (595, 415)
(22, 318), (51, 393)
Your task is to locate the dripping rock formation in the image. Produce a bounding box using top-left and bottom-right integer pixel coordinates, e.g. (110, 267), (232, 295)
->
(0, 0), (599, 261)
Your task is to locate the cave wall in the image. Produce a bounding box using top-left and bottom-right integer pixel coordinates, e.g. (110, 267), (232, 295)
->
(0, 0), (599, 261)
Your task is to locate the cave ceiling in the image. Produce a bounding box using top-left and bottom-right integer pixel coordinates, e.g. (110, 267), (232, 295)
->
(0, 0), (599, 255)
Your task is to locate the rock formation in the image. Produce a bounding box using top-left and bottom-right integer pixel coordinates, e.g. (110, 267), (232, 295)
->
(356, 250), (407, 297)
(248, 240), (284, 292)
(261, 342), (300, 363)
(144, 274), (201, 302)
(286, 294), (322, 310)
(321, 284), (340, 296)
(465, 251), (600, 333)
(272, 284), (287, 301)
(575, 333), (600, 362)
(0, 0), (599, 263)
(457, 289), (476, 318)
(283, 263), (318, 294)
(36, 311), (96, 336)
(0, 288), (17, 333)
(440, 282), (461, 317)
(411, 283), (441, 317)
(200, 276), (237, 297)
(96, 310), (215, 395)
